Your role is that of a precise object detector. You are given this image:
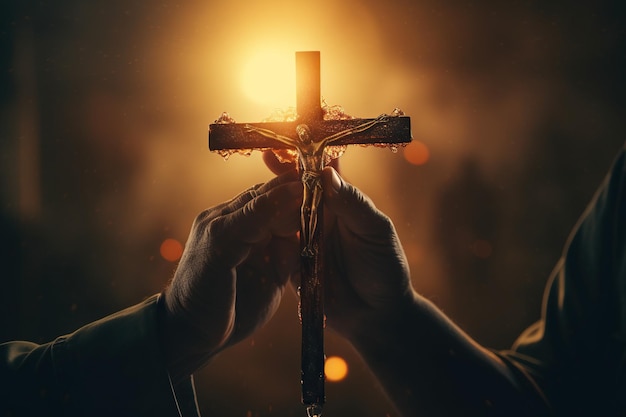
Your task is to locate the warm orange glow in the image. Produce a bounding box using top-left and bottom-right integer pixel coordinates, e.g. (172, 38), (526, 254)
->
(160, 238), (183, 262)
(403, 140), (430, 165)
(240, 48), (296, 109)
(325, 356), (348, 382)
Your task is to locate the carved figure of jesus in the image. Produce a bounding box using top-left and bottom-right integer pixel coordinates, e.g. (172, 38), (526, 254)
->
(245, 114), (390, 256)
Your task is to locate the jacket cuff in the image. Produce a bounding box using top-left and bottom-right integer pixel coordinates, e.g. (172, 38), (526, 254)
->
(52, 295), (200, 417)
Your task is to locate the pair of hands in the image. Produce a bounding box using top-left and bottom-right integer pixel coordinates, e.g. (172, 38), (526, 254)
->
(161, 153), (413, 381)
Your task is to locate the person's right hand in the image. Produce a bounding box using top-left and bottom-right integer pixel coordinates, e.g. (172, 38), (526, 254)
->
(320, 166), (415, 341)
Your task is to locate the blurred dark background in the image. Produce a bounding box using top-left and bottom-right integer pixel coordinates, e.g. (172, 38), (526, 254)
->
(1, 0), (624, 416)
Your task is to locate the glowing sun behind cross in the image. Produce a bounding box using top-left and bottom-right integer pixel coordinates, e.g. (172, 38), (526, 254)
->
(240, 48), (296, 109)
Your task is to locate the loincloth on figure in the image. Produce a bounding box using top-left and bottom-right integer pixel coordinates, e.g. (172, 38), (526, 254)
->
(301, 170), (323, 190)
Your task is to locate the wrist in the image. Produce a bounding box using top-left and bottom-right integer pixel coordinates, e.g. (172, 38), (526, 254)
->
(157, 291), (214, 384)
(347, 289), (422, 357)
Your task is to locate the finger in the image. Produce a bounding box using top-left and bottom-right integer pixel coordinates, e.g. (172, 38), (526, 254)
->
(224, 170), (298, 211)
(255, 169), (300, 195)
(195, 183), (266, 226)
(263, 150), (297, 175)
(232, 235), (299, 325)
(215, 183), (264, 215)
(264, 149), (342, 175)
(327, 157), (340, 173)
(321, 166), (392, 236)
(223, 170), (299, 214)
(208, 181), (302, 266)
(233, 181), (302, 242)
(200, 170), (300, 224)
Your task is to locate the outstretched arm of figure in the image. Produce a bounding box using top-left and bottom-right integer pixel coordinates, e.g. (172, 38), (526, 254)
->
(245, 124), (298, 149)
(322, 114), (390, 146)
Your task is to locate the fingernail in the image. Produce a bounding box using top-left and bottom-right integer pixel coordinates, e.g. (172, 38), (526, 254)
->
(330, 168), (343, 194)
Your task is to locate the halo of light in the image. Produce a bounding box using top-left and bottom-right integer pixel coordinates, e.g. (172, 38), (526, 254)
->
(404, 140), (430, 166)
(160, 238), (183, 262)
(325, 356), (348, 382)
(240, 48), (296, 109)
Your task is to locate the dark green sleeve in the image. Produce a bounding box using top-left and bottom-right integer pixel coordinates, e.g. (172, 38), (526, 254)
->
(499, 143), (626, 415)
(0, 295), (200, 417)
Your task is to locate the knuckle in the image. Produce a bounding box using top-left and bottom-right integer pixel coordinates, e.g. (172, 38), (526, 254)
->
(194, 208), (218, 227)
(369, 210), (395, 236)
(206, 216), (227, 238)
(244, 192), (270, 217)
(378, 213), (394, 232)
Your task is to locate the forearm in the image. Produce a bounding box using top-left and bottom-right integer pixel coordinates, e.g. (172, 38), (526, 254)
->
(349, 293), (549, 416)
(1, 296), (197, 417)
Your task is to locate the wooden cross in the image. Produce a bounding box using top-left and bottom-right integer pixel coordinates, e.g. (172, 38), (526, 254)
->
(208, 51), (411, 416)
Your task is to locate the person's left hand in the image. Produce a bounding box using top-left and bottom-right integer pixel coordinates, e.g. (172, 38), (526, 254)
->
(161, 171), (302, 382)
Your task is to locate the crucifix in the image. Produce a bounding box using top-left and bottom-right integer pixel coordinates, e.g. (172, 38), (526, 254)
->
(208, 51), (411, 417)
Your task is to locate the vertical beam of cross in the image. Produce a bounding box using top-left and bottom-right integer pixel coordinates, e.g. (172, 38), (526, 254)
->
(295, 51), (326, 415)
(296, 51), (323, 123)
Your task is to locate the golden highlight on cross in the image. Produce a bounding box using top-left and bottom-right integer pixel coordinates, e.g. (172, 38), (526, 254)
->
(208, 51), (412, 417)
(244, 114), (390, 257)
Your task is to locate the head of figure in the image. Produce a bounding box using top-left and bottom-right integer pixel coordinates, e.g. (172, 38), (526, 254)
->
(295, 124), (312, 145)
